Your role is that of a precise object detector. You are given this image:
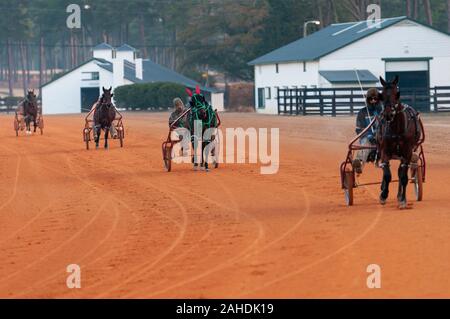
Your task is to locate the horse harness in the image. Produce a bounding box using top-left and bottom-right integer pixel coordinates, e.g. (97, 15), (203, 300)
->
(378, 103), (421, 158)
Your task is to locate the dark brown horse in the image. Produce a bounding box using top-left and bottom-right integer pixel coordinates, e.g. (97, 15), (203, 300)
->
(93, 87), (116, 149)
(186, 86), (219, 171)
(23, 89), (39, 134)
(377, 76), (422, 208)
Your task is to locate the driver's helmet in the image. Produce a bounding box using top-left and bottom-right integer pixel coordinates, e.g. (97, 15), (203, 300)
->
(366, 88), (379, 104)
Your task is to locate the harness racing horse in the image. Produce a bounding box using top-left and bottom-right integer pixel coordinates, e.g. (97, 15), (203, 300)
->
(377, 76), (422, 208)
(187, 86), (219, 171)
(93, 87), (116, 149)
(22, 90), (39, 135)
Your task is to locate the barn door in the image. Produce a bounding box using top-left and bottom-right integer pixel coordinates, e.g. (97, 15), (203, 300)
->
(81, 87), (100, 113)
(385, 60), (430, 112)
(257, 88), (265, 109)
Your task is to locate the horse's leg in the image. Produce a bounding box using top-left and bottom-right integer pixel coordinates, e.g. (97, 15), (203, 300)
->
(203, 141), (209, 171)
(25, 117), (30, 134)
(397, 161), (409, 208)
(95, 126), (101, 149)
(380, 162), (391, 205)
(192, 138), (199, 170)
(104, 127), (109, 149)
(33, 117), (37, 133)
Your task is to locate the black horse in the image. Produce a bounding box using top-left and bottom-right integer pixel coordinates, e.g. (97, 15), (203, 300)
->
(186, 86), (219, 171)
(93, 87), (116, 149)
(22, 90), (39, 134)
(377, 76), (422, 208)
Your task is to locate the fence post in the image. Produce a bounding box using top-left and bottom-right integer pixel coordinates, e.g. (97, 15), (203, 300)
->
(303, 88), (307, 116)
(289, 90), (293, 115)
(295, 89), (299, 115)
(350, 90), (354, 116)
(319, 90), (323, 116)
(332, 90), (336, 117)
(277, 88), (281, 115)
(433, 87), (438, 113)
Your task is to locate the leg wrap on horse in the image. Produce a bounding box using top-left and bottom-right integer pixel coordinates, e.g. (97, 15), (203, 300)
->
(383, 164), (392, 183)
(380, 163), (392, 201)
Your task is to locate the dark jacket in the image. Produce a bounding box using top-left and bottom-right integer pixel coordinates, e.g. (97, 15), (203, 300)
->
(169, 109), (186, 128)
(355, 104), (382, 139)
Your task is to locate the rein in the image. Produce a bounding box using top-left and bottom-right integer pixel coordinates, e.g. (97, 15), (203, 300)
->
(191, 99), (215, 128)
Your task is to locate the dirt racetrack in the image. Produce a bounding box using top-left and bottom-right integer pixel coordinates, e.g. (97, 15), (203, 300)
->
(0, 112), (449, 298)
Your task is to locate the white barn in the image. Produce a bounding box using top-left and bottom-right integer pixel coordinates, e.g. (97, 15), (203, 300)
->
(42, 43), (224, 114)
(249, 17), (450, 114)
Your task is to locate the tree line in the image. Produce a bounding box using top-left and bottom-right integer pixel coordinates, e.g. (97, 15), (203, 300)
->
(0, 0), (449, 97)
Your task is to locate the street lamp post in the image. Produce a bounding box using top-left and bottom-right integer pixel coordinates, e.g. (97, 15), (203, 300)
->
(303, 20), (321, 38)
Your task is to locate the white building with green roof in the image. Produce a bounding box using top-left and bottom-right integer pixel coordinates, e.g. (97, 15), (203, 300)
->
(249, 17), (450, 114)
(41, 43), (223, 114)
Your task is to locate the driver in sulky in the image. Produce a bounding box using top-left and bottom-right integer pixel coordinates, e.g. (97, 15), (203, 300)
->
(352, 88), (383, 175)
(169, 97), (190, 156)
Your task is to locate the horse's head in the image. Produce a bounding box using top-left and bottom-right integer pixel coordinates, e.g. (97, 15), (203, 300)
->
(187, 86), (209, 121)
(101, 87), (114, 108)
(26, 89), (38, 109)
(380, 76), (400, 122)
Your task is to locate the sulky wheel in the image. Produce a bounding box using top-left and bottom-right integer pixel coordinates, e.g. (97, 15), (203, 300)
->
(414, 166), (424, 202)
(84, 129), (90, 150)
(118, 128), (124, 148)
(14, 119), (19, 137)
(344, 171), (354, 206)
(39, 118), (44, 135)
(163, 144), (172, 172)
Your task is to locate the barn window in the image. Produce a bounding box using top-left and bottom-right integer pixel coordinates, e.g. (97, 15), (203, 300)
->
(265, 87), (271, 99)
(276, 64), (279, 73)
(82, 72), (100, 81)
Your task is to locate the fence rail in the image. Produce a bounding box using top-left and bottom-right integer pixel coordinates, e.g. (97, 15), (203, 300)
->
(0, 97), (43, 114)
(277, 86), (450, 116)
(0, 97), (20, 113)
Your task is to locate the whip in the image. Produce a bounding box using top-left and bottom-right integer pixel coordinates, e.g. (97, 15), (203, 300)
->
(354, 69), (375, 134)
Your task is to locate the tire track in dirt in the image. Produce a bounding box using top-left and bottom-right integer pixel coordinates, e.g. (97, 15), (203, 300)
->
(0, 143), (126, 298)
(13, 203), (121, 297)
(0, 139), (120, 295)
(0, 145), (22, 214)
(57, 152), (189, 296)
(0, 199), (110, 290)
(0, 142), (71, 247)
(134, 174), (267, 298)
(238, 186), (384, 297)
(125, 159), (309, 297)
(123, 180), (244, 297)
(94, 195), (188, 298)
(10, 127), (186, 297)
(23, 151), (143, 295)
(88, 162), (248, 297)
